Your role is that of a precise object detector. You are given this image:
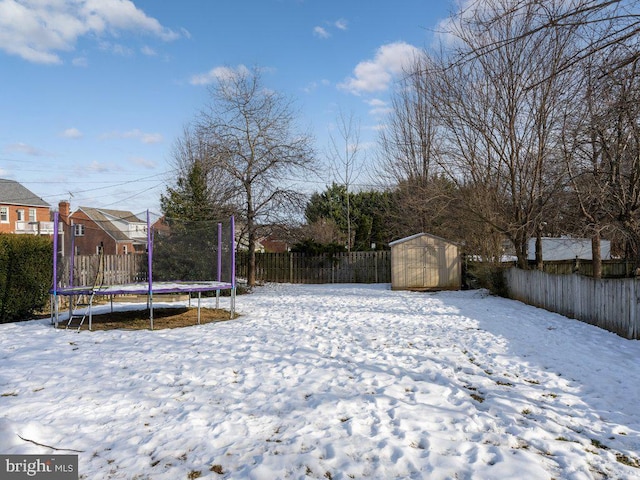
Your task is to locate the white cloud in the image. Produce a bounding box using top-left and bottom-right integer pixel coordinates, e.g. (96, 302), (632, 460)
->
(302, 79), (330, 94)
(61, 127), (83, 139)
(140, 45), (157, 56)
(314, 19), (347, 39)
(87, 160), (110, 173)
(334, 19), (348, 31)
(433, 0), (513, 48)
(99, 40), (133, 56)
(131, 157), (156, 169)
(366, 98), (392, 117)
(338, 42), (423, 95)
(139, 133), (163, 144)
(313, 26), (330, 39)
(72, 56), (88, 67)
(4, 142), (49, 156)
(0, 0), (181, 64)
(302, 81), (319, 93)
(100, 129), (163, 144)
(189, 64), (250, 86)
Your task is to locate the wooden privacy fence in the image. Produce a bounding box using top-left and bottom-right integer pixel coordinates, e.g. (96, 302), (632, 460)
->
(59, 253), (147, 287)
(505, 267), (640, 340)
(534, 259), (637, 278)
(237, 251), (391, 284)
(60, 251), (391, 287)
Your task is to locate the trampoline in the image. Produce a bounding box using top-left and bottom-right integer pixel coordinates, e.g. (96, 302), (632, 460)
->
(50, 212), (236, 330)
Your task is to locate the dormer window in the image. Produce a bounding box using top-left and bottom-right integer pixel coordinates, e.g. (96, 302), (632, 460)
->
(74, 224), (85, 237)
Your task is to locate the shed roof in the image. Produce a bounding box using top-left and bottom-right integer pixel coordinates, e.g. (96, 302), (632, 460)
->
(389, 232), (457, 247)
(0, 178), (50, 207)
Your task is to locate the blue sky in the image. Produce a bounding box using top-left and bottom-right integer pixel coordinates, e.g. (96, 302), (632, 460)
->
(0, 0), (456, 216)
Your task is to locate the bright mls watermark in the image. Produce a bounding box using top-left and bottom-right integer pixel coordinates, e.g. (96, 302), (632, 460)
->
(0, 455), (77, 479)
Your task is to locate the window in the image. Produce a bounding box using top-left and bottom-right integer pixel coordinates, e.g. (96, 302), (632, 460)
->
(0, 207), (8, 223)
(16, 209), (24, 221)
(28, 209), (36, 222)
(96, 245), (103, 255)
(122, 245), (128, 255)
(74, 224), (85, 236)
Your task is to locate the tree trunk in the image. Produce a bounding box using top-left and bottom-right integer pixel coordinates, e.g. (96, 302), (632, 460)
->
(535, 230), (544, 271)
(516, 232), (529, 269)
(592, 231), (602, 279)
(247, 188), (256, 288)
(247, 232), (256, 287)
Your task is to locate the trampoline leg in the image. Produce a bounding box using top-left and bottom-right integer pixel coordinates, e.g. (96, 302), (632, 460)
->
(88, 295), (93, 331)
(230, 287), (236, 319)
(149, 293), (154, 331)
(197, 292), (201, 325)
(50, 295), (57, 327)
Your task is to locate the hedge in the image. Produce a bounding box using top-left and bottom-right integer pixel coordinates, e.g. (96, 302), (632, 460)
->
(0, 234), (53, 323)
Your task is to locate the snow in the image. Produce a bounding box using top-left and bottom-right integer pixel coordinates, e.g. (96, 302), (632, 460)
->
(1, 283), (640, 479)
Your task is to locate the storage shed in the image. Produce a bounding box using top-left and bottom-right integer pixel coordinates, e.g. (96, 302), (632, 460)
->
(390, 233), (461, 291)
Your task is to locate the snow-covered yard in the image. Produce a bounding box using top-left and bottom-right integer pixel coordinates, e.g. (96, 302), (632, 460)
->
(1, 283), (639, 479)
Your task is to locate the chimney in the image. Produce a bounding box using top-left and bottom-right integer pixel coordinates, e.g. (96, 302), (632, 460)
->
(59, 201), (70, 223)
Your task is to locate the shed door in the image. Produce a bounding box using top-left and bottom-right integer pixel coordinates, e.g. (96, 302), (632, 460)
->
(406, 245), (440, 288)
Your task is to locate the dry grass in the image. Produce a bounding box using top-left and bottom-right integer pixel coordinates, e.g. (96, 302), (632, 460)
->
(57, 307), (238, 331)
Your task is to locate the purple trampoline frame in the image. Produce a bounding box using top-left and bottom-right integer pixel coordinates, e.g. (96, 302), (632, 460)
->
(50, 212), (236, 330)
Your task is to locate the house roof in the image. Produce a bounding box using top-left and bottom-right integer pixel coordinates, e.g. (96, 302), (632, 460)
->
(0, 179), (50, 207)
(75, 207), (145, 243)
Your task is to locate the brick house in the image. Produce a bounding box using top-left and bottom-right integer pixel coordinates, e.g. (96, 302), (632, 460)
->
(63, 203), (148, 255)
(0, 179), (53, 235)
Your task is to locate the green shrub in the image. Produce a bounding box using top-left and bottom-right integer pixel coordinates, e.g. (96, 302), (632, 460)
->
(465, 261), (509, 297)
(0, 234), (53, 323)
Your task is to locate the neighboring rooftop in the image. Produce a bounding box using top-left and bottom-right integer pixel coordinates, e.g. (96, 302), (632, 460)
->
(76, 207), (145, 242)
(0, 179), (50, 207)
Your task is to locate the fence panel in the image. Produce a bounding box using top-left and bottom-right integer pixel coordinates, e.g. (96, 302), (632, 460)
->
(536, 259), (636, 277)
(59, 253), (146, 288)
(505, 267), (640, 340)
(238, 251), (391, 284)
(62, 251), (392, 289)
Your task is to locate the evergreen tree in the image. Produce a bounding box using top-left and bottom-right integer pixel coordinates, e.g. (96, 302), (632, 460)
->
(155, 159), (225, 281)
(304, 184), (393, 250)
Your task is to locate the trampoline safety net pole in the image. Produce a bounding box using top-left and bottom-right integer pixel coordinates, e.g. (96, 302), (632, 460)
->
(231, 215), (236, 317)
(216, 222), (222, 309)
(51, 211), (59, 327)
(70, 222), (75, 287)
(147, 210), (154, 330)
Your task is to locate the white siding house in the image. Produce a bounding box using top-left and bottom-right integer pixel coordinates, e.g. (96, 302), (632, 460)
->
(527, 237), (611, 261)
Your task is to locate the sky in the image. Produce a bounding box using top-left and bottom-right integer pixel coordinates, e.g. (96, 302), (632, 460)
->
(0, 0), (456, 217)
(2, 283), (640, 479)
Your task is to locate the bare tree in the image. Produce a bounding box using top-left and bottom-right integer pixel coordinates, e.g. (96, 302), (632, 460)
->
(196, 67), (316, 287)
(377, 56), (459, 241)
(164, 124), (237, 218)
(327, 110), (363, 252)
(430, 0), (578, 268)
(563, 52), (640, 276)
(452, 0), (640, 82)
